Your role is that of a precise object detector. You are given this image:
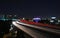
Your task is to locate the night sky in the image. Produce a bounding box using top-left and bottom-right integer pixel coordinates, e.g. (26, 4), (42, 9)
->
(0, 0), (60, 17)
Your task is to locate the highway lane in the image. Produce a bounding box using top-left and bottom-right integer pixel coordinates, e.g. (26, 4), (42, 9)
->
(12, 21), (60, 38)
(16, 21), (60, 34)
(20, 20), (60, 29)
(13, 21), (40, 38)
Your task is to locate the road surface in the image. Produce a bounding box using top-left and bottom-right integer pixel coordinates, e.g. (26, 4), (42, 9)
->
(12, 21), (60, 38)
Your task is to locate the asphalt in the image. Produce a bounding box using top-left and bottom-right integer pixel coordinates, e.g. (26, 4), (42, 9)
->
(12, 21), (60, 38)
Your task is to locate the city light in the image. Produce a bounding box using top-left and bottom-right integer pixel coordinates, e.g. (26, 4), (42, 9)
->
(51, 17), (56, 19)
(33, 17), (41, 23)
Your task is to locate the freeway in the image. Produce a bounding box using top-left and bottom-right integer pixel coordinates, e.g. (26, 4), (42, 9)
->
(12, 21), (60, 38)
(20, 20), (60, 29)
